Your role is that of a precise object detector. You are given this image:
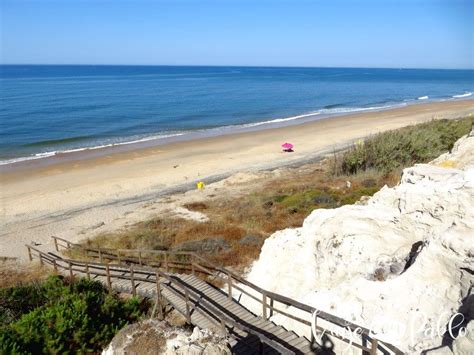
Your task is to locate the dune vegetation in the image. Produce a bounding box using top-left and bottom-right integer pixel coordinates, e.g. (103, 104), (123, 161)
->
(331, 117), (473, 175)
(82, 116), (473, 270)
(0, 275), (149, 354)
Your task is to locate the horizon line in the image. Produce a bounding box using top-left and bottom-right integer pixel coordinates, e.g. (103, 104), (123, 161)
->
(1, 63), (473, 71)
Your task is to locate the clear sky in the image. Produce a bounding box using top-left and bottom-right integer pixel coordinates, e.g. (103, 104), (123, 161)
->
(1, 0), (473, 69)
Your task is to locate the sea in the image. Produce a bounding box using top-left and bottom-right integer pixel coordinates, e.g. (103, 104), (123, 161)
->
(1, 65), (473, 166)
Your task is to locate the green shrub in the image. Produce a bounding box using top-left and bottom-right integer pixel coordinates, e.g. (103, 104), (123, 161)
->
(0, 275), (147, 354)
(270, 186), (381, 214)
(0, 282), (47, 327)
(277, 189), (339, 211)
(333, 117), (473, 176)
(339, 187), (380, 205)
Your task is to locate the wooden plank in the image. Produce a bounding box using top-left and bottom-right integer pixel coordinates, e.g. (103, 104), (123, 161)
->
(279, 332), (299, 342)
(298, 343), (316, 354)
(183, 277), (216, 290)
(137, 283), (155, 292)
(287, 336), (310, 348)
(114, 279), (129, 287)
(252, 318), (268, 327)
(227, 309), (254, 322)
(259, 323), (281, 333)
(182, 275), (206, 285)
(268, 326), (287, 338)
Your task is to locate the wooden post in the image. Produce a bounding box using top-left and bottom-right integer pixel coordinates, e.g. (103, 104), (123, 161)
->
(262, 292), (267, 320)
(39, 253), (44, 266)
(27, 246), (32, 261)
(53, 259), (58, 273)
(138, 251), (142, 266)
(220, 318), (227, 335)
(106, 264), (112, 292)
(130, 265), (136, 296)
(269, 297), (274, 318)
(85, 263), (90, 279)
(370, 339), (378, 355)
(54, 237), (59, 252)
(155, 271), (164, 319)
(311, 315), (317, 344)
(68, 261), (73, 279)
(164, 253), (169, 272)
(184, 289), (191, 324)
(99, 249), (103, 263)
(227, 272), (232, 301)
(191, 254), (195, 276)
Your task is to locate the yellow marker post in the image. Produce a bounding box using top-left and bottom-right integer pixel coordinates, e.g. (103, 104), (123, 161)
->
(197, 181), (205, 189)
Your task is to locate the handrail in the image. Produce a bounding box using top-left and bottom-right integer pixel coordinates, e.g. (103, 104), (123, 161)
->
(54, 237), (312, 308)
(50, 236), (404, 354)
(26, 244), (300, 354)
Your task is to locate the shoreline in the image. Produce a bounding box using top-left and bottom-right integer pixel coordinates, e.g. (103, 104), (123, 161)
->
(1, 99), (473, 260)
(1, 98), (472, 173)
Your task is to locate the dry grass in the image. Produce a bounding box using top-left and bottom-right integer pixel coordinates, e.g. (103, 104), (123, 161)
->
(84, 160), (398, 272)
(0, 260), (50, 289)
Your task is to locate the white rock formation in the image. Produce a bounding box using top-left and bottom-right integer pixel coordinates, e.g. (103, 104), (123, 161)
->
(102, 320), (231, 355)
(239, 132), (474, 354)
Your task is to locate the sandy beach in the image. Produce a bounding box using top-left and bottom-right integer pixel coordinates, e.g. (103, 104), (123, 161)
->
(1, 99), (473, 260)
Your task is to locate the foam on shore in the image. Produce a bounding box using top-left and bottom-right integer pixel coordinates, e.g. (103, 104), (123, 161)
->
(0, 100), (433, 168)
(0, 133), (186, 166)
(453, 92), (472, 98)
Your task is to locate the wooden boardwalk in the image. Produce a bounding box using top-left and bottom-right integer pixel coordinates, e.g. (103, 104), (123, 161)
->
(113, 272), (314, 354)
(25, 238), (404, 355)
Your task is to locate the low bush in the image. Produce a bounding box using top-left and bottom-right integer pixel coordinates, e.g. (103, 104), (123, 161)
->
(0, 275), (148, 354)
(332, 117), (473, 175)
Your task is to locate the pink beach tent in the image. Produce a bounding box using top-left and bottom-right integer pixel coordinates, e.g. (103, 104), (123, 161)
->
(281, 142), (294, 151)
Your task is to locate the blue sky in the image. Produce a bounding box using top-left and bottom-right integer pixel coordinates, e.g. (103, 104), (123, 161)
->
(1, 0), (473, 68)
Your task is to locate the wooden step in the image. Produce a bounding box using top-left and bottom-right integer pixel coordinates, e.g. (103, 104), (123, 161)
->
(40, 254), (317, 354)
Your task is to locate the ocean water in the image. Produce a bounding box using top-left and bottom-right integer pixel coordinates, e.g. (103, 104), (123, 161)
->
(1, 65), (473, 165)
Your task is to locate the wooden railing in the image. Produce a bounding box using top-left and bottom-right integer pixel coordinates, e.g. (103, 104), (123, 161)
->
(26, 244), (297, 354)
(47, 236), (404, 354)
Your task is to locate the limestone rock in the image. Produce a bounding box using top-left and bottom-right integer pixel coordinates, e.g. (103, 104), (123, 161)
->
(238, 133), (474, 354)
(453, 320), (474, 355)
(102, 320), (231, 355)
